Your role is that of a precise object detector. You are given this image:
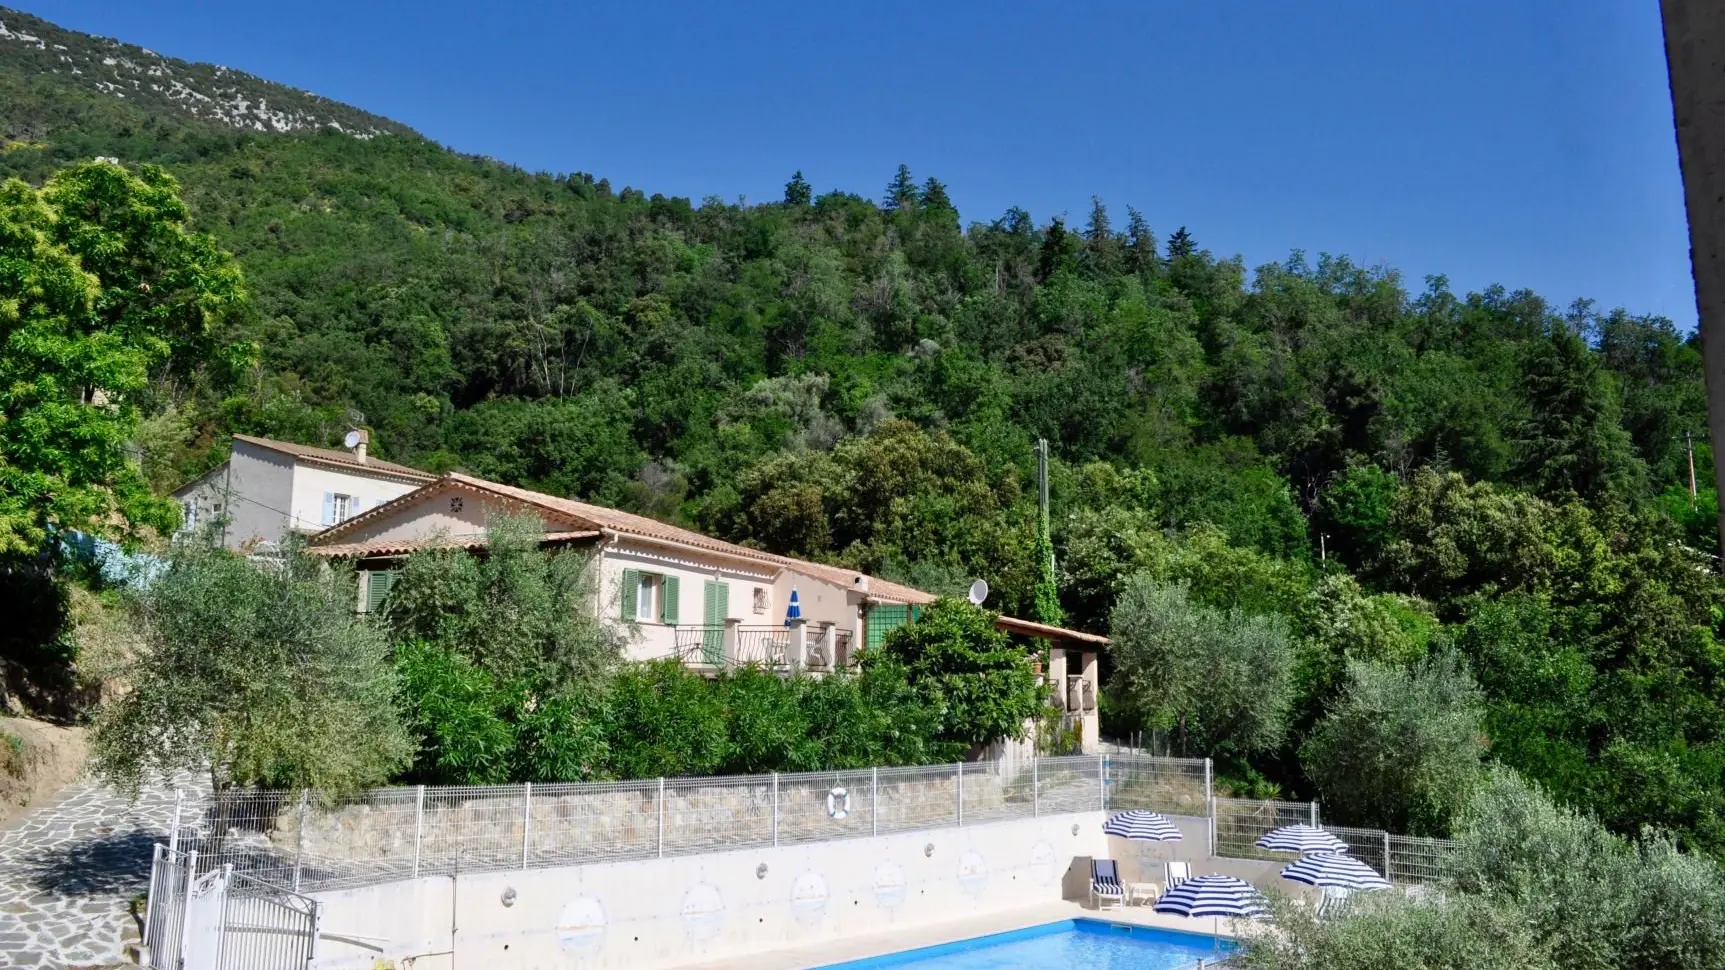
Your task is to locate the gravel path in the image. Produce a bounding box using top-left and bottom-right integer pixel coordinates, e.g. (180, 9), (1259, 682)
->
(0, 772), (202, 969)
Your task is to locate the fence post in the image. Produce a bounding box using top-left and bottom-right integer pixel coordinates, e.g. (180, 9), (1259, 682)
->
(522, 782), (532, 870)
(183, 849), (199, 929)
(413, 785), (425, 879)
(1310, 801), (1319, 827)
(1033, 757), (1040, 818)
(955, 763), (964, 826)
(309, 899), (324, 963)
(143, 843), (161, 949)
(871, 767), (879, 838)
(772, 773), (780, 846)
(1098, 752), (1107, 811)
(1204, 759), (1215, 857)
(293, 791), (308, 892)
(215, 863), (233, 961)
(168, 789), (183, 856)
(657, 778), (666, 858)
(1383, 830), (1393, 883)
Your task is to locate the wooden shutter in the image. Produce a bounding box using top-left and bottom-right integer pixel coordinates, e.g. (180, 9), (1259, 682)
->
(621, 568), (640, 620)
(702, 581), (728, 664)
(660, 575), (680, 624)
(867, 604), (909, 650)
(365, 570), (395, 613)
(321, 492), (335, 526)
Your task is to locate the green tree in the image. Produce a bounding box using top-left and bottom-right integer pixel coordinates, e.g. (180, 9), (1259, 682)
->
(0, 162), (242, 552)
(1108, 577), (1294, 760)
(1301, 651), (1485, 835)
(1510, 326), (1643, 503)
(874, 598), (1043, 751)
(883, 163), (918, 212)
(783, 170), (812, 207)
(90, 541), (411, 796)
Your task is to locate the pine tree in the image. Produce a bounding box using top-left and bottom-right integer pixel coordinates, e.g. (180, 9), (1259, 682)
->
(1082, 196), (1122, 276)
(884, 164), (919, 212)
(920, 176), (953, 213)
(1167, 226), (1196, 261)
(1125, 206), (1159, 274)
(1511, 326), (1643, 502)
(1037, 216), (1073, 283)
(783, 171), (812, 207)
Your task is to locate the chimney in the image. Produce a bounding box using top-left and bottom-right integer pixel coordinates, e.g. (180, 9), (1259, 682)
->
(348, 428), (370, 464)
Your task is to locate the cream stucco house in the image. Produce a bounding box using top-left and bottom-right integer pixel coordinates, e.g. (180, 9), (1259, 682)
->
(172, 431), (435, 552)
(306, 471), (1106, 751)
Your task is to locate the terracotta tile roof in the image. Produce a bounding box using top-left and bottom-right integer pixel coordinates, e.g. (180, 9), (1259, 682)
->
(231, 433), (435, 481)
(306, 531), (600, 559)
(311, 472), (1103, 644)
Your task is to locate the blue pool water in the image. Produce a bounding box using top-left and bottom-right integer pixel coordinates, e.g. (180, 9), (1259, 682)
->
(815, 919), (1233, 970)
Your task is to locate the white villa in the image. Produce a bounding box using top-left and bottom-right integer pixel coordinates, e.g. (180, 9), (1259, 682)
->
(172, 431), (434, 552)
(306, 471), (1106, 751)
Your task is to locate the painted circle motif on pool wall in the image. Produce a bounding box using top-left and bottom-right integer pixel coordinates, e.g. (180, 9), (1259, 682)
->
(790, 870), (830, 925)
(869, 859), (910, 904)
(872, 860), (907, 910)
(957, 850), (989, 898)
(680, 882), (725, 942)
(556, 896), (607, 953)
(1028, 840), (1057, 886)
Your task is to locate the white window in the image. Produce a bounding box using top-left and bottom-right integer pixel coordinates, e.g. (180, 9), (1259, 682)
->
(331, 493), (353, 523)
(636, 573), (660, 622)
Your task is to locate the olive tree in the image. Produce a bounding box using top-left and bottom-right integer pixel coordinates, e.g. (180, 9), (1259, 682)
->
(91, 541), (411, 797)
(1107, 577), (1294, 759)
(1301, 650), (1486, 835)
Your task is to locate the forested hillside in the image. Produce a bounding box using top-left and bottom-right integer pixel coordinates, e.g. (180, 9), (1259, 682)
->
(5, 8), (1723, 856)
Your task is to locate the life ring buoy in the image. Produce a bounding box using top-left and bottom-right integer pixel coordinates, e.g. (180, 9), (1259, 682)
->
(827, 786), (851, 820)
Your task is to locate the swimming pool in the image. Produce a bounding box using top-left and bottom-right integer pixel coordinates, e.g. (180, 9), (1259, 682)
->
(814, 919), (1234, 970)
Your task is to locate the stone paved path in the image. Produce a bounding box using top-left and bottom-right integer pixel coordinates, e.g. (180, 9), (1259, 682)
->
(0, 772), (203, 969)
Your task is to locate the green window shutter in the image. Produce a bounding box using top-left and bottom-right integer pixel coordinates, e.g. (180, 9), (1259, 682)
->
(867, 604), (909, 650)
(365, 570), (395, 613)
(660, 575), (680, 624)
(621, 568), (640, 620)
(701, 581), (728, 664)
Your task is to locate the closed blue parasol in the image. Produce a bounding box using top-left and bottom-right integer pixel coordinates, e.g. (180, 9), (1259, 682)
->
(784, 587), (802, 627)
(1152, 875), (1267, 919)
(1255, 824), (1348, 854)
(1102, 810), (1183, 842)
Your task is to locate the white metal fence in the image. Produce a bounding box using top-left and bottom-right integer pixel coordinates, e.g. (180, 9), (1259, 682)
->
(144, 845), (321, 970)
(161, 753), (1450, 898)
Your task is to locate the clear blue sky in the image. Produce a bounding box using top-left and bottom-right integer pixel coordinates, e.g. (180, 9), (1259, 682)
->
(24, 0), (1698, 328)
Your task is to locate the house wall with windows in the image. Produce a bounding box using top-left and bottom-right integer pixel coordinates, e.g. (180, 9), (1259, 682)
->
(173, 440), (296, 551)
(289, 462), (426, 535)
(597, 541), (782, 663)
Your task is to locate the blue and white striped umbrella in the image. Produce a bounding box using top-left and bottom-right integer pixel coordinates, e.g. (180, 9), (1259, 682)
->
(1102, 810), (1183, 842)
(1255, 824), (1349, 854)
(784, 587), (801, 627)
(1152, 875), (1267, 919)
(1280, 853), (1391, 891)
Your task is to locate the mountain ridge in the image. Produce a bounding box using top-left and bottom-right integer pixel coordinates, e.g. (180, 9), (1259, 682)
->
(0, 6), (415, 140)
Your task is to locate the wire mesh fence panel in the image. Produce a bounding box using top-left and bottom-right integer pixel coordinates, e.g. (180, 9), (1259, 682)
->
(286, 787), (422, 891)
(958, 759), (1032, 824)
(219, 870), (319, 970)
(1323, 824), (1390, 880)
(176, 789), (301, 887)
(418, 786), (527, 876)
(1387, 835), (1458, 886)
(525, 779), (659, 866)
(874, 764), (962, 834)
(776, 769), (878, 844)
(661, 774), (774, 855)
(1104, 754), (1211, 817)
(1035, 755), (1102, 815)
(1212, 797), (1320, 860)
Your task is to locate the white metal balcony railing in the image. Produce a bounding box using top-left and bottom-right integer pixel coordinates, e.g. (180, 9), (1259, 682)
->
(667, 623), (854, 672)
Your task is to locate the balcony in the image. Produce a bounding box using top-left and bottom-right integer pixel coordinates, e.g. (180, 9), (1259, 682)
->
(667, 620), (855, 676)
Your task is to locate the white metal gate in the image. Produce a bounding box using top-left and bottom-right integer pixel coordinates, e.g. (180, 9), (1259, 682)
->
(145, 844), (321, 970)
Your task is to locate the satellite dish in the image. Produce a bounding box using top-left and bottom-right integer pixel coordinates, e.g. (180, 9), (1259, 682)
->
(967, 579), (989, 606)
(343, 430), (362, 448)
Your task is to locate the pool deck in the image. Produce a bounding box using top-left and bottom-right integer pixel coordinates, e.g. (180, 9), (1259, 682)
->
(669, 900), (1254, 970)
